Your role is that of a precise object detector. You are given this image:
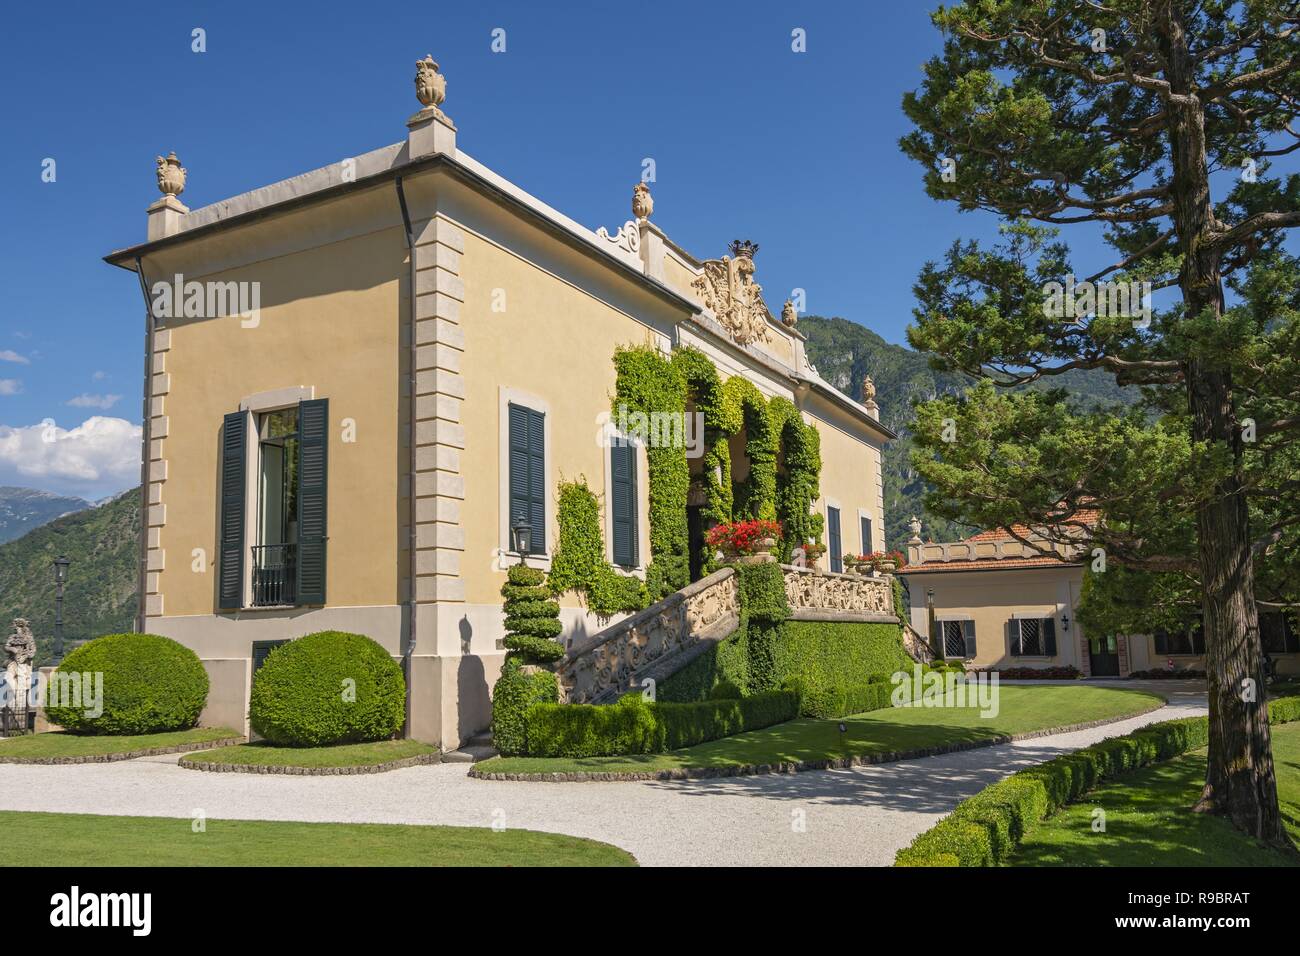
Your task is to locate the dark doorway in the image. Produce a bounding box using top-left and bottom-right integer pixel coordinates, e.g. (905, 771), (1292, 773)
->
(1089, 634), (1120, 677)
(687, 505), (705, 582)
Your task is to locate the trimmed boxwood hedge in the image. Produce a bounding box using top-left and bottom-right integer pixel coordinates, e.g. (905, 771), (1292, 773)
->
(249, 631), (405, 746)
(895, 693), (1300, 867)
(521, 689), (799, 758)
(789, 675), (895, 719)
(45, 633), (209, 736)
(492, 658), (560, 756)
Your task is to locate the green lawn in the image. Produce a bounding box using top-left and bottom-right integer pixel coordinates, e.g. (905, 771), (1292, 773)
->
(478, 685), (1162, 776)
(1009, 719), (1300, 867)
(0, 812), (635, 867)
(180, 738), (437, 768)
(0, 727), (239, 760)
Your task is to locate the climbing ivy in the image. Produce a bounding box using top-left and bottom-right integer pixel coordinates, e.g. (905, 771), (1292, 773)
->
(612, 344), (689, 599)
(722, 377), (778, 521)
(548, 477), (647, 617)
(612, 343), (827, 593)
(769, 397), (824, 561)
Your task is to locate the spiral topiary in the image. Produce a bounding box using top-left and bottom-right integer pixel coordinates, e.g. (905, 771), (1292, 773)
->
(249, 631), (405, 746)
(44, 633), (209, 735)
(501, 564), (564, 663)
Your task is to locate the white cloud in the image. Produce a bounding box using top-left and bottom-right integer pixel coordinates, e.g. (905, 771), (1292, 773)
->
(92, 370), (108, 381)
(0, 416), (141, 498)
(0, 350), (28, 365)
(0, 380), (21, 395)
(66, 393), (123, 410)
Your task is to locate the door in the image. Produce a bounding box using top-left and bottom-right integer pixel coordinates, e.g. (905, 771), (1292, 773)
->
(1089, 634), (1120, 677)
(687, 505), (704, 582)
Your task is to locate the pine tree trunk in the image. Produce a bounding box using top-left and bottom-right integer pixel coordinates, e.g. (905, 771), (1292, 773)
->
(1159, 0), (1286, 844)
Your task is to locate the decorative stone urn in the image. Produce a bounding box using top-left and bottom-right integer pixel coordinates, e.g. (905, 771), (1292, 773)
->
(155, 152), (186, 197)
(414, 54), (447, 112)
(632, 182), (654, 221)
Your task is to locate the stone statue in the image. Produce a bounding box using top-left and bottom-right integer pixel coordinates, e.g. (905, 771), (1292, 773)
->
(414, 54), (447, 114)
(2, 618), (35, 710)
(781, 299), (798, 327)
(861, 375), (877, 404)
(632, 182), (654, 221)
(692, 239), (773, 347)
(908, 515), (923, 542)
(155, 152), (186, 196)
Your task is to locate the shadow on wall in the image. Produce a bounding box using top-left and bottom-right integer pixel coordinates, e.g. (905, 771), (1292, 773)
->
(457, 613), (490, 741)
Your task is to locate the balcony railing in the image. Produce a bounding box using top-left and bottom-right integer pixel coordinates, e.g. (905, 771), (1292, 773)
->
(251, 544), (297, 607)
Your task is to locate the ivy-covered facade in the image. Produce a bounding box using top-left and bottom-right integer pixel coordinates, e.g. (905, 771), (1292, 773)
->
(105, 66), (894, 751)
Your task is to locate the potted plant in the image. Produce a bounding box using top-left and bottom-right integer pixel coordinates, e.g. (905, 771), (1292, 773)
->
(706, 519), (784, 565)
(801, 541), (827, 567)
(862, 550), (907, 574)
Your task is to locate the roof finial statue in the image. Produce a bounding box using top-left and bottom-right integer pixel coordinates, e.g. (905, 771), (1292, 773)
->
(632, 182), (653, 221)
(414, 54), (448, 117)
(781, 299), (798, 327)
(861, 375), (877, 405)
(155, 152), (186, 197)
(908, 515), (923, 543)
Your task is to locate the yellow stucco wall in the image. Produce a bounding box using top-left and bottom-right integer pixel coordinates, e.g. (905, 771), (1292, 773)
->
(810, 411), (885, 565)
(154, 227), (406, 616)
(457, 230), (658, 608)
(905, 567), (1083, 671)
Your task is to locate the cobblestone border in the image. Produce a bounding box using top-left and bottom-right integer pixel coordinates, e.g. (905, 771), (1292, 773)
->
(178, 751), (442, 776)
(468, 699), (1167, 783)
(0, 736), (245, 766)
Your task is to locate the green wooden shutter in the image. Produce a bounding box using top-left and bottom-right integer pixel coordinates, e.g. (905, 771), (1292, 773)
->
(296, 398), (329, 605)
(611, 440), (638, 567)
(508, 403), (545, 554)
(860, 515), (873, 554)
(1043, 617), (1058, 655)
(963, 620), (977, 658)
(218, 411), (247, 610)
(827, 507), (842, 572)
(1007, 619), (1020, 656)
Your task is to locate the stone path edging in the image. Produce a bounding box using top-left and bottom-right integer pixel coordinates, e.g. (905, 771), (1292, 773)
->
(179, 751), (442, 776)
(468, 699), (1167, 783)
(0, 736), (245, 766)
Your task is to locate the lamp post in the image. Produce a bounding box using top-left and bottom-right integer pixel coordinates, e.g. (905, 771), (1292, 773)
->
(51, 555), (70, 664)
(510, 517), (533, 566)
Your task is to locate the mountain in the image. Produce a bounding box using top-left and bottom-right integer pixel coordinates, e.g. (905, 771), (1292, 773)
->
(0, 487), (91, 544)
(0, 488), (139, 666)
(798, 315), (1140, 551)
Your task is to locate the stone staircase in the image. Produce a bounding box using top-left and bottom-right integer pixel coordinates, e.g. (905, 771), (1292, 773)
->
(556, 562), (908, 705)
(441, 730), (497, 764)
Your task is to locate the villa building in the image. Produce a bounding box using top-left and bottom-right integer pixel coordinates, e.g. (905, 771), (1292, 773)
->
(103, 55), (894, 750)
(901, 518), (1299, 677)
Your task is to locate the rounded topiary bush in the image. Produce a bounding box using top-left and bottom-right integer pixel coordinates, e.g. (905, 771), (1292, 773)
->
(249, 631), (405, 746)
(491, 658), (559, 755)
(45, 633), (209, 735)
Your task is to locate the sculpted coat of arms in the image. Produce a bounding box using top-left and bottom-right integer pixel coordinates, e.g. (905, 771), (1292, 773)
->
(692, 239), (773, 346)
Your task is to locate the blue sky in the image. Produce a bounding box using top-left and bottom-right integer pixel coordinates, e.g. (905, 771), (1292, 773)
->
(0, 0), (1112, 498)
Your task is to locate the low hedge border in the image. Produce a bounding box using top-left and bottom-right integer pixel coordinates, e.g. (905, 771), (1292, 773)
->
(894, 693), (1300, 867)
(178, 751), (442, 776)
(469, 698), (1167, 783)
(521, 690), (799, 758)
(0, 736), (244, 766)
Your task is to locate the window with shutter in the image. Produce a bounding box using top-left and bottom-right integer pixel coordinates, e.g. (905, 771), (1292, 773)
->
(218, 411), (247, 610)
(610, 439), (638, 567)
(860, 515), (873, 555)
(508, 403), (546, 555)
(942, 621), (967, 658)
(1042, 617), (1057, 655)
(963, 620), (978, 658)
(827, 506), (842, 573)
(295, 398), (329, 605)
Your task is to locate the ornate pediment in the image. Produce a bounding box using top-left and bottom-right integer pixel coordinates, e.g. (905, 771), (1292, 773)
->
(692, 239), (774, 346)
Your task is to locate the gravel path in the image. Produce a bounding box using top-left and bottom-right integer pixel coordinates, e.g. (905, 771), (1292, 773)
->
(0, 683), (1207, 867)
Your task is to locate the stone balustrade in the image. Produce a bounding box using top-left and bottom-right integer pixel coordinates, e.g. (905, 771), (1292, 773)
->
(556, 562), (907, 705)
(558, 567), (740, 704)
(906, 537), (1082, 567)
(781, 564), (896, 621)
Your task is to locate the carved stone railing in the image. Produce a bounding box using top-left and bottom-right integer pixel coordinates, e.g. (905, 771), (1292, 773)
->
(907, 537), (1083, 567)
(901, 623), (936, 664)
(558, 568), (741, 705)
(781, 564), (895, 621)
